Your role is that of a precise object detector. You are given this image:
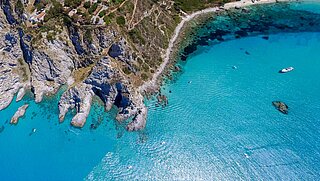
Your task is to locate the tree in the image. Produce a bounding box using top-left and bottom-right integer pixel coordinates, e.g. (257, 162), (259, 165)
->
(88, 3), (98, 14)
(44, 1), (63, 22)
(84, 1), (91, 9)
(64, 0), (82, 8)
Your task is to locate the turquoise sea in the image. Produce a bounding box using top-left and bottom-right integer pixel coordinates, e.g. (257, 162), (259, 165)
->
(1, 1), (320, 180)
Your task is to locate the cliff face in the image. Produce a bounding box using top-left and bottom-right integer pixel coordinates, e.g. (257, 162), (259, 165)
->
(0, 0), (227, 130)
(0, 7), (25, 110)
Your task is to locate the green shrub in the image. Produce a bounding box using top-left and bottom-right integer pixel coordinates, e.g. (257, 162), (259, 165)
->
(35, 0), (49, 10)
(64, 0), (82, 8)
(129, 29), (145, 45)
(123, 67), (131, 75)
(110, 0), (125, 5)
(103, 15), (112, 25)
(141, 73), (148, 81)
(98, 10), (106, 18)
(44, 1), (63, 22)
(15, 0), (24, 14)
(88, 3), (98, 14)
(83, 1), (91, 9)
(116, 16), (125, 26)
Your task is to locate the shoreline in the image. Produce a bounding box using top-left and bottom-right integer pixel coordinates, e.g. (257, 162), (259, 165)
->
(0, 0), (300, 132)
(139, 0), (296, 94)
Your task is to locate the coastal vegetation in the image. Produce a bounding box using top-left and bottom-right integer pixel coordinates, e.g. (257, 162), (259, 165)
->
(15, 0), (239, 85)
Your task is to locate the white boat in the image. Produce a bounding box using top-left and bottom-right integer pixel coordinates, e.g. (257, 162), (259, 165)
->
(279, 67), (294, 73)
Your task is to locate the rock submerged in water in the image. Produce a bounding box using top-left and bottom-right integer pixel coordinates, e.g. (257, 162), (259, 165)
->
(272, 101), (288, 114)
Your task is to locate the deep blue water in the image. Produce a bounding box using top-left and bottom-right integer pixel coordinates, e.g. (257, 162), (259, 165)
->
(1, 1), (320, 181)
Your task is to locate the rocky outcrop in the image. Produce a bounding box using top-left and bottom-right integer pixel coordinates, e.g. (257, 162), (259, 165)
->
(84, 57), (117, 111)
(96, 28), (116, 49)
(0, 1), (149, 131)
(0, 10), (25, 110)
(58, 83), (93, 126)
(10, 104), (29, 124)
(16, 84), (30, 102)
(108, 38), (138, 74)
(30, 39), (75, 102)
(85, 57), (146, 130)
(70, 86), (93, 128)
(272, 101), (288, 114)
(56, 55), (147, 130)
(126, 104), (148, 131)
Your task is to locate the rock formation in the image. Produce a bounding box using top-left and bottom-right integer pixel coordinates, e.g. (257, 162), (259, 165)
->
(10, 104), (29, 124)
(2, 0), (271, 131)
(272, 101), (289, 114)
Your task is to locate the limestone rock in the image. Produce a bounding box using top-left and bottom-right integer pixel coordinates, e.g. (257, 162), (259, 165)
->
(0, 11), (24, 110)
(10, 104), (29, 124)
(58, 83), (93, 128)
(30, 39), (74, 102)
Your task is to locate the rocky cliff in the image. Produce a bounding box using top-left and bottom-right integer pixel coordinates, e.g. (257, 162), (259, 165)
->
(0, 0), (230, 131)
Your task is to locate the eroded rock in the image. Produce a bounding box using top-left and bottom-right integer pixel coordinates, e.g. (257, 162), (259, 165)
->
(10, 104), (29, 124)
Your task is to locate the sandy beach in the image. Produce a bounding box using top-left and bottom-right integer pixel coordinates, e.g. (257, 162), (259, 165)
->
(139, 0), (296, 93)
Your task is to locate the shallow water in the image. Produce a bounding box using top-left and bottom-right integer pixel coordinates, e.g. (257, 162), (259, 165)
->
(1, 1), (320, 181)
(0, 91), (120, 180)
(86, 32), (320, 180)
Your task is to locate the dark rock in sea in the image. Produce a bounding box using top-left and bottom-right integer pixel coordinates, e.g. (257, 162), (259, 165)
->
(183, 44), (198, 56)
(235, 30), (248, 37)
(272, 101), (288, 114)
(180, 54), (187, 61)
(198, 37), (209, 46)
(178, 2), (320, 64)
(216, 35), (224, 41)
(90, 123), (98, 130)
(157, 94), (168, 107)
(0, 125), (4, 133)
(173, 65), (181, 72)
